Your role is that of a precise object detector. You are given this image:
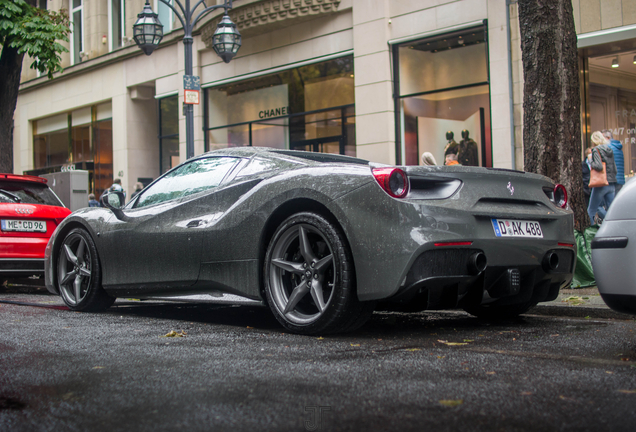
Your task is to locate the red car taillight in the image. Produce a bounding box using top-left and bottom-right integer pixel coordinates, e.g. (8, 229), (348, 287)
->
(553, 184), (567, 209)
(372, 168), (409, 198)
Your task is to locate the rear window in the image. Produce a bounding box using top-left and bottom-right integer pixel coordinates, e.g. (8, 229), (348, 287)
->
(0, 181), (64, 207)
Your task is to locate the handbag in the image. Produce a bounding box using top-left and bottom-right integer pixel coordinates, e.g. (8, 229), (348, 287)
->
(588, 148), (608, 188)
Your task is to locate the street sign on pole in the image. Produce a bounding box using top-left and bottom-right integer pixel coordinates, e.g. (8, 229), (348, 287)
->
(184, 75), (201, 105)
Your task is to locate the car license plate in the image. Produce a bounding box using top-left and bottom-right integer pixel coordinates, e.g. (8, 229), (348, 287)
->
(491, 218), (543, 238)
(1, 219), (47, 233)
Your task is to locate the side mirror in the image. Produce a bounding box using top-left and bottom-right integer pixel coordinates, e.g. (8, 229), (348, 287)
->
(101, 191), (125, 209)
(101, 191), (128, 221)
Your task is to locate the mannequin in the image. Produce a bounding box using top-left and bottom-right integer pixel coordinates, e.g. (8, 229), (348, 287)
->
(458, 129), (479, 166)
(443, 131), (459, 157)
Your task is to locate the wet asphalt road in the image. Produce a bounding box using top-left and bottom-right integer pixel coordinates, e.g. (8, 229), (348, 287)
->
(1, 287), (635, 432)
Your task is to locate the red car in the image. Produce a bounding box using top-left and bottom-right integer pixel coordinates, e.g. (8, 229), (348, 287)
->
(1, 174), (71, 282)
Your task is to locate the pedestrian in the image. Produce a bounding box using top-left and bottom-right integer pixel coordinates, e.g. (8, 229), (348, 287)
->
(445, 153), (460, 166)
(421, 152), (437, 166)
(131, 182), (144, 199)
(587, 131), (617, 225)
(581, 147), (592, 210)
(602, 129), (625, 194)
(88, 193), (100, 207)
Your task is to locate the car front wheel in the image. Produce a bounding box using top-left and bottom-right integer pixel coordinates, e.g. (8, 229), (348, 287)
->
(264, 212), (373, 335)
(57, 228), (114, 311)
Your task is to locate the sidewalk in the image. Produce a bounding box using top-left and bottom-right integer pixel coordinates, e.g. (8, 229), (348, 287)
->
(531, 286), (634, 320)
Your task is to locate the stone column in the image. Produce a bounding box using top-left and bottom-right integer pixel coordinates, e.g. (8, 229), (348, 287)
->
(352, 0), (395, 164)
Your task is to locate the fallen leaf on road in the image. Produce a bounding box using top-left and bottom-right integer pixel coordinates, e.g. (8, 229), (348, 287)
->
(521, 392), (533, 396)
(438, 340), (468, 346)
(350, 343), (360, 347)
(405, 348), (421, 352)
(559, 395), (577, 402)
(618, 390), (636, 394)
(439, 399), (463, 407)
(92, 366), (104, 369)
(316, 337), (324, 340)
(562, 296), (587, 306)
(486, 372), (496, 375)
(161, 330), (187, 338)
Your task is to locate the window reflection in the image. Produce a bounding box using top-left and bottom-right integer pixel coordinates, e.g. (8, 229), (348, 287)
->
(205, 56), (355, 156)
(135, 157), (238, 208)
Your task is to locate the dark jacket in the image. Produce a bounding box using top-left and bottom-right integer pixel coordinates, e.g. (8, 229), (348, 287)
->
(590, 144), (617, 184)
(582, 159), (591, 196)
(607, 139), (625, 185)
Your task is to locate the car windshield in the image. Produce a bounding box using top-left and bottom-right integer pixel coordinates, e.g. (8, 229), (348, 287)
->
(135, 157), (239, 208)
(0, 181), (64, 207)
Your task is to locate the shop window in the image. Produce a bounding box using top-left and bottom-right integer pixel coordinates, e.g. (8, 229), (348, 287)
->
(93, 119), (113, 198)
(393, 26), (491, 167)
(110, 0), (126, 50)
(30, 103), (113, 198)
(205, 56), (355, 156)
(71, 0), (83, 64)
(584, 48), (636, 178)
(159, 95), (179, 174)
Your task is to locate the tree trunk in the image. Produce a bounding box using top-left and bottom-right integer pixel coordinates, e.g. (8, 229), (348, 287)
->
(517, 0), (588, 231)
(0, 45), (25, 174)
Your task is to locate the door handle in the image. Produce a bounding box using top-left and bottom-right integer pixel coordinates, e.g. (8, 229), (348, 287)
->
(186, 219), (202, 228)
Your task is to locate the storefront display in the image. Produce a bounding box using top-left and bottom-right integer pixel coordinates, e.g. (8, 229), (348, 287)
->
(393, 25), (492, 167)
(204, 56), (356, 156)
(29, 103), (113, 197)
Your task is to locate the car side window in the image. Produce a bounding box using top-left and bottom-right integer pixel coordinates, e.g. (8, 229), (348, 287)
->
(134, 157), (239, 208)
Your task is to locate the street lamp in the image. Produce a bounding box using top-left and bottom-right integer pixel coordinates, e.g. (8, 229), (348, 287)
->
(133, 0), (241, 160)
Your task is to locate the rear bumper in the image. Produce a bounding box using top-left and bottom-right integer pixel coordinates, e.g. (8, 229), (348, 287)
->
(390, 245), (574, 310)
(0, 258), (45, 277)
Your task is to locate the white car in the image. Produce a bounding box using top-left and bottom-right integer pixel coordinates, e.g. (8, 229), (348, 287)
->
(591, 178), (636, 315)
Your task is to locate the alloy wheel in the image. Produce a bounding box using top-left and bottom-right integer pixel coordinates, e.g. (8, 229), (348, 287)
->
(58, 233), (93, 306)
(268, 223), (336, 325)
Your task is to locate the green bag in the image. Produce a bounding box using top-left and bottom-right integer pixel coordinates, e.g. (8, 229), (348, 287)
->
(570, 226), (598, 288)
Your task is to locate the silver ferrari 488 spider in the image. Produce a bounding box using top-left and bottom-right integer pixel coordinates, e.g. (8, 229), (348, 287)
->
(45, 148), (575, 334)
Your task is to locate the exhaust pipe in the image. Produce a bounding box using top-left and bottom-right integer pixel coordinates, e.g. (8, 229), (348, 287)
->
(468, 252), (487, 275)
(543, 251), (560, 272)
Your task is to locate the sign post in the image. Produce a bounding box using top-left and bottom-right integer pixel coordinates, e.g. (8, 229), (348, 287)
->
(184, 75), (201, 105)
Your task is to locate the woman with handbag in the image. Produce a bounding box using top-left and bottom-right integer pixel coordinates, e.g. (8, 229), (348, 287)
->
(587, 131), (617, 224)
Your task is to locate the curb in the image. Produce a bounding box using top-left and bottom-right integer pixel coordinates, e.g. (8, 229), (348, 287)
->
(529, 304), (635, 320)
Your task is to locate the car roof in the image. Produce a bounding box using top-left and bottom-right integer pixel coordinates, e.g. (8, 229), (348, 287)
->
(200, 147), (370, 166)
(0, 173), (49, 185)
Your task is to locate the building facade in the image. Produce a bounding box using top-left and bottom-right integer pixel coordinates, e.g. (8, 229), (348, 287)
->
(12, 0), (636, 197)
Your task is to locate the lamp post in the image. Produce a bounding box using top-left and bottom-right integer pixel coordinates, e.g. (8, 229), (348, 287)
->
(133, 0), (242, 160)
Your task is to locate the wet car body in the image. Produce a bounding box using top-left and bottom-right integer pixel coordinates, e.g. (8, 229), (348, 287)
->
(44, 148), (575, 334)
(1, 174), (71, 279)
(592, 178), (636, 315)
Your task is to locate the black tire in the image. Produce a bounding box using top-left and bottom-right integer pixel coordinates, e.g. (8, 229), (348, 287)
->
(264, 212), (373, 335)
(462, 300), (537, 320)
(57, 228), (115, 311)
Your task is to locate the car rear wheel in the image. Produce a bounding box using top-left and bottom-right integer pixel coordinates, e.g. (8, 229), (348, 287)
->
(462, 300), (537, 320)
(264, 212), (373, 335)
(57, 228), (114, 311)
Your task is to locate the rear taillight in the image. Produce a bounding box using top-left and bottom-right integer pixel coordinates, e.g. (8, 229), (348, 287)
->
(553, 184), (567, 209)
(372, 168), (409, 198)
